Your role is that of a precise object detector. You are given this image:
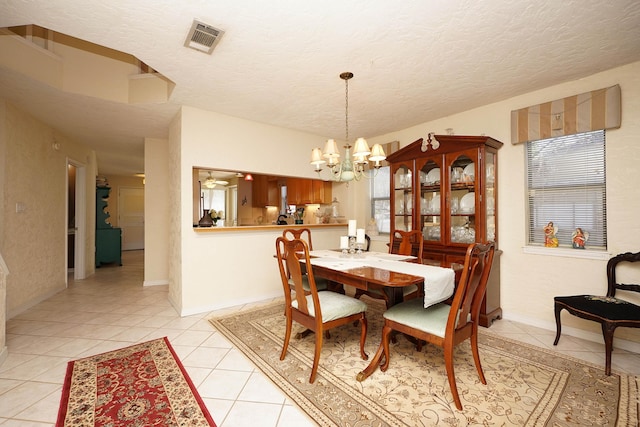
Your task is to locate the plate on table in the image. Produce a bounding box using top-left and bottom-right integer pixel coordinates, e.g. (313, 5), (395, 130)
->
(463, 163), (475, 181)
(426, 168), (440, 185)
(459, 192), (475, 213)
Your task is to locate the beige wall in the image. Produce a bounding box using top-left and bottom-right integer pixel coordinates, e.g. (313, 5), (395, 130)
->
(360, 61), (640, 349)
(144, 137), (170, 285)
(173, 107), (343, 314)
(0, 101), (97, 318)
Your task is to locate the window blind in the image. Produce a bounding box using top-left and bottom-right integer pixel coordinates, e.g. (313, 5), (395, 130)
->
(526, 130), (607, 249)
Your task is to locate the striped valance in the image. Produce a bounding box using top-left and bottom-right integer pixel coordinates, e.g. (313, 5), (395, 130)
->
(510, 84), (621, 144)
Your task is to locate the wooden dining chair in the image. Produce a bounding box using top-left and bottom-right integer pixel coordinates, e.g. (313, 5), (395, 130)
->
(282, 228), (330, 292)
(354, 229), (424, 307)
(361, 242), (495, 410)
(283, 227), (314, 250)
(364, 234), (371, 251)
(276, 236), (368, 383)
(553, 251), (640, 375)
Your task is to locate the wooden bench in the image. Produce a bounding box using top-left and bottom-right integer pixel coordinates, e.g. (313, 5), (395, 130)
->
(553, 251), (640, 375)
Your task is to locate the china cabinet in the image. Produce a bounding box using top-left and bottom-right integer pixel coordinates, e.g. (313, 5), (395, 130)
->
(96, 186), (122, 267)
(387, 135), (502, 326)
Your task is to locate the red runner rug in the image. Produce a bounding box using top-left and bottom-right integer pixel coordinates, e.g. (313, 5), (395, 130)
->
(56, 337), (216, 426)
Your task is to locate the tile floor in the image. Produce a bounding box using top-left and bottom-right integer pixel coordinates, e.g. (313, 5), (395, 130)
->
(0, 250), (638, 426)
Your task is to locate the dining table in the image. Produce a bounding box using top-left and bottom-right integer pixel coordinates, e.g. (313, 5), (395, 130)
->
(302, 250), (459, 381)
(306, 250), (458, 309)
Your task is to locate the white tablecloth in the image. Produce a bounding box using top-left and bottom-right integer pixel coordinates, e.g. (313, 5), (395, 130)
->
(307, 252), (455, 308)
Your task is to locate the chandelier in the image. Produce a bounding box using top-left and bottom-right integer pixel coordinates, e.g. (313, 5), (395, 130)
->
(310, 72), (386, 182)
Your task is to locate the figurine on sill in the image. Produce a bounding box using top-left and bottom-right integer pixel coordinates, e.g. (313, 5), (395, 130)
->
(572, 227), (588, 249)
(544, 221), (559, 247)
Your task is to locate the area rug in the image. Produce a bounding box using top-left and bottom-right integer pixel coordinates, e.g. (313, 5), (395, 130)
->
(56, 337), (216, 427)
(210, 300), (639, 427)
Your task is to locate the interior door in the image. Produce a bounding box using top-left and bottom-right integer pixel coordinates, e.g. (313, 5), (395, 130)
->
(118, 187), (144, 250)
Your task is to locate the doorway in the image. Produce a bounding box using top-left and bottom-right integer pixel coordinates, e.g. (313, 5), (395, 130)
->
(118, 188), (145, 250)
(67, 159), (87, 281)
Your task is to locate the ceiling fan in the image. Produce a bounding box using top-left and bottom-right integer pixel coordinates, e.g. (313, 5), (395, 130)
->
(203, 172), (229, 189)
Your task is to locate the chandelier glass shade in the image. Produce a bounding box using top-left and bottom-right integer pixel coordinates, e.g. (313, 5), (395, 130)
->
(310, 72), (386, 182)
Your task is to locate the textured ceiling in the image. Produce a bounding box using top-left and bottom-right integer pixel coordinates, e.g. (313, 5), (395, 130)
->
(1, 0), (640, 175)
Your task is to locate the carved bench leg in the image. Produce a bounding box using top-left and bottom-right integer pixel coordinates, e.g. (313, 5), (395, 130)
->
(553, 302), (563, 345)
(602, 322), (616, 376)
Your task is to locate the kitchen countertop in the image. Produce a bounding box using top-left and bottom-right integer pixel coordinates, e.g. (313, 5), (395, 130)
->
(193, 223), (347, 233)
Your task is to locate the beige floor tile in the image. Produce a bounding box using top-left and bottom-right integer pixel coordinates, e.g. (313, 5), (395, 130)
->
(12, 389), (61, 424)
(182, 347), (233, 370)
(237, 372), (287, 404)
(197, 370), (252, 400)
(202, 397), (234, 425)
(221, 401), (282, 427)
(0, 382), (59, 418)
(277, 404), (318, 427)
(171, 330), (214, 347)
(215, 349), (257, 372)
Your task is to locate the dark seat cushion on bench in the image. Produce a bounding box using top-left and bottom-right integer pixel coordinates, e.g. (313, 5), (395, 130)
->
(555, 295), (640, 322)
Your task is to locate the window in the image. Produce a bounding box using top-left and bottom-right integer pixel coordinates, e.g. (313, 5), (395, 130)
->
(370, 166), (390, 234)
(526, 130), (606, 249)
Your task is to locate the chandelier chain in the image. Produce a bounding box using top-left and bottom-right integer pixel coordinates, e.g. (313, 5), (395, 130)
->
(344, 77), (349, 142)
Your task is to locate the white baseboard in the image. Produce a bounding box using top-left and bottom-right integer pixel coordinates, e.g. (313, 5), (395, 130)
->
(7, 286), (65, 319)
(143, 279), (169, 287)
(503, 312), (640, 354)
(180, 290), (283, 317)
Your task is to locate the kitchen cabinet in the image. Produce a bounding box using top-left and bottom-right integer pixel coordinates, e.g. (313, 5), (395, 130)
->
(252, 175), (280, 207)
(287, 178), (332, 205)
(96, 186), (122, 267)
(312, 180), (332, 204)
(387, 135), (502, 326)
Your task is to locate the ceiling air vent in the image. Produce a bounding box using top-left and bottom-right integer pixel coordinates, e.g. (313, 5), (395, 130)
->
(184, 20), (224, 54)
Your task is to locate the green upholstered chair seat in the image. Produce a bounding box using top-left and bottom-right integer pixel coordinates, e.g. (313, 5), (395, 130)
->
(383, 298), (461, 338)
(288, 275), (329, 292)
(293, 291), (367, 322)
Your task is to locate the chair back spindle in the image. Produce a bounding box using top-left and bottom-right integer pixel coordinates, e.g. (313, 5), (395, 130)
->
(450, 242), (495, 334)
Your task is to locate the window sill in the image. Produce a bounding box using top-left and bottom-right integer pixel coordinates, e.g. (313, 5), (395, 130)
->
(522, 246), (611, 260)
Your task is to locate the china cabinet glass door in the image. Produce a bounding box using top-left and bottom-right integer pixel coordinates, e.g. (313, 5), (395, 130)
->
(485, 151), (496, 241)
(393, 163), (413, 232)
(447, 151), (477, 245)
(417, 158), (442, 243)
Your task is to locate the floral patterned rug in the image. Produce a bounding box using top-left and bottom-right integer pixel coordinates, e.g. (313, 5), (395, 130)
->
(210, 301), (639, 427)
(56, 337), (216, 427)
